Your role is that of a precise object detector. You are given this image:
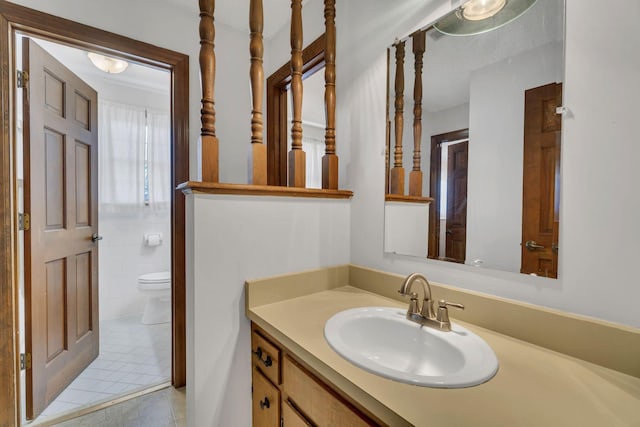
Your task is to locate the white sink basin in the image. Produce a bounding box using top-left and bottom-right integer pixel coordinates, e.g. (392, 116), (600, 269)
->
(324, 307), (498, 388)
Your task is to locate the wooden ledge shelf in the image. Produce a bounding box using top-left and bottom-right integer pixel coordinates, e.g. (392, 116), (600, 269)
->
(385, 194), (433, 204)
(178, 181), (354, 199)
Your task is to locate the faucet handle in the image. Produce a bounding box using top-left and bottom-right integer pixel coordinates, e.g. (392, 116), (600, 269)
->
(438, 300), (465, 310)
(436, 299), (465, 324)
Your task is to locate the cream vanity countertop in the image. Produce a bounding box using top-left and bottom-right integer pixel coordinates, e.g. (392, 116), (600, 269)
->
(247, 284), (640, 427)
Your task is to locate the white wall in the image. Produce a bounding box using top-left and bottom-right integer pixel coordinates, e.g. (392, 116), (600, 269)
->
(466, 41), (563, 272)
(346, 0), (640, 327)
(186, 195), (350, 426)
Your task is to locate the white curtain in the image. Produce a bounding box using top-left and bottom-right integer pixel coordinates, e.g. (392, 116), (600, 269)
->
(99, 100), (171, 212)
(99, 100), (146, 211)
(147, 107), (171, 208)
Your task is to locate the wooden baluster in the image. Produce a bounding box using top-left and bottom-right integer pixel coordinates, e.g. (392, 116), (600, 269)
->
(288, 0), (306, 187)
(322, 0), (338, 190)
(390, 40), (405, 195)
(385, 47), (391, 194)
(409, 30), (425, 196)
(199, 0), (218, 182)
(249, 0), (267, 185)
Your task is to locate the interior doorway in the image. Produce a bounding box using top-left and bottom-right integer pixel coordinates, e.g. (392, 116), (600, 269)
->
(18, 35), (175, 423)
(0, 3), (188, 425)
(428, 129), (469, 263)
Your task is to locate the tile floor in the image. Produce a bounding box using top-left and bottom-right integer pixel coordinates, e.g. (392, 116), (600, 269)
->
(32, 316), (171, 425)
(53, 386), (185, 427)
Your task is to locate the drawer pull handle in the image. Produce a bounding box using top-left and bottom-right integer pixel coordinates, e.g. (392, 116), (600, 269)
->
(259, 397), (270, 409)
(263, 355), (273, 367)
(252, 346), (273, 368)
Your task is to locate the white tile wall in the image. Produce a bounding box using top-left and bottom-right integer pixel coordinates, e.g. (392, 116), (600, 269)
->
(98, 209), (171, 321)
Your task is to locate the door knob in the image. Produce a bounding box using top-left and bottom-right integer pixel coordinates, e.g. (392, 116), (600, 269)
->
(524, 240), (544, 251)
(91, 233), (103, 242)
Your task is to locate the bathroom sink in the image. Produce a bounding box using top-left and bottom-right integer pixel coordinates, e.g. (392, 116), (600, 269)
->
(324, 307), (498, 388)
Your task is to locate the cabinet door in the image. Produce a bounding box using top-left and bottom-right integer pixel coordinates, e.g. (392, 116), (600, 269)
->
(282, 399), (313, 427)
(253, 368), (281, 427)
(283, 355), (374, 426)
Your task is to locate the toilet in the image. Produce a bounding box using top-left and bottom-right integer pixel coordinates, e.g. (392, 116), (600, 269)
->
(137, 271), (171, 324)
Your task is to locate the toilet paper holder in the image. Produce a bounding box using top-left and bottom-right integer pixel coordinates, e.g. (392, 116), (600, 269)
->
(144, 233), (163, 246)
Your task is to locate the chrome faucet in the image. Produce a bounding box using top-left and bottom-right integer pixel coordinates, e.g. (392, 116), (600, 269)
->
(398, 273), (465, 332)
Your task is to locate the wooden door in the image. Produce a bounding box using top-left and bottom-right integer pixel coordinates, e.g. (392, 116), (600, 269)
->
(23, 38), (99, 419)
(521, 82), (562, 278)
(445, 141), (468, 263)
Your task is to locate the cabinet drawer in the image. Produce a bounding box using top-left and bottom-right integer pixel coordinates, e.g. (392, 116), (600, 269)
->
(283, 355), (374, 427)
(252, 368), (281, 427)
(282, 399), (313, 427)
(252, 329), (281, 385)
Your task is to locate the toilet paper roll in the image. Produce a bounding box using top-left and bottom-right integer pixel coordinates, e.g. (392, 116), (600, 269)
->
(145, 233), (162, 247)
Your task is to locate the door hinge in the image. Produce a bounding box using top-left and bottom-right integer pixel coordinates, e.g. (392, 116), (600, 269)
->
(17, 70), (29, 89)
(20, 353), (32, 370)
(19, 212), (30, 231)
(280, 418), (284, 427)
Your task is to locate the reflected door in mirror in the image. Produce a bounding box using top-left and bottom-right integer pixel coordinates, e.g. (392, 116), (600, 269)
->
(521, 82), (562, 278)
(428, 129), (469, 263)
(445, 141), (468, 263)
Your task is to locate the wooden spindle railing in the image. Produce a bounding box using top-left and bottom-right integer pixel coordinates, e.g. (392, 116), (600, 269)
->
(322, 0), (338, 190)
(288, 0), (306, 188)
(390, 40), (405, 195)
(199, 0), (218, 182)
(189, 0), (352, 197)
(249, 0), (267, 184)
(409, 30), (425, 197)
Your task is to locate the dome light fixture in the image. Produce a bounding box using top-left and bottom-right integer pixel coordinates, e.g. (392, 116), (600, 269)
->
(87, 52), (129, 74)
(461, 0), (507, 21)
(433, 0), (537, 36)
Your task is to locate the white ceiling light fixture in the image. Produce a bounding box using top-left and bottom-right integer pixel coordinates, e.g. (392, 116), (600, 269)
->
(87, 52), (129, 74)
(462, 0), (507, 21)
(434, 0), (537, 36)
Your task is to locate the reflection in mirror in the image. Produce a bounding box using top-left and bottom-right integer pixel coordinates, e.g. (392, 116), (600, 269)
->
(383, 0), (564, 278)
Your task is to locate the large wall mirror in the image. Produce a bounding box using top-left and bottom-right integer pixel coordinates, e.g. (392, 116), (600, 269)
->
(384, 0), (565, 278)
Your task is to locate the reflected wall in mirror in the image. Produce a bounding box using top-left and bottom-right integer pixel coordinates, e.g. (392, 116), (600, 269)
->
(383, 0), (564, 278)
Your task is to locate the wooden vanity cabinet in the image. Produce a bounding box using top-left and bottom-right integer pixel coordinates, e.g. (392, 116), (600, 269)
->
(251, 323), (383, 427)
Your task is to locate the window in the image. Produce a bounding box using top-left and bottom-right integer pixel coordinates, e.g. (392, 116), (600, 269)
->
(99, 100), (170, 211)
